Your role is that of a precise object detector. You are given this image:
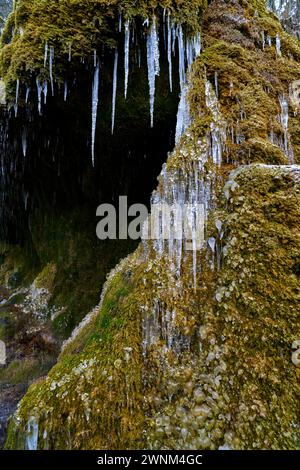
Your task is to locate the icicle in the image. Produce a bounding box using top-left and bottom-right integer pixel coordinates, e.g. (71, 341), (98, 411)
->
(43, 81), (48, 104)
(25, 87), (30, 104)
(177, 25), (186, 91)
(124, 19), (130, 99)
(36, 79), (42, 115)
(175, 85), (190, 144)
(146, 16), (160, 127)
(91, 58), (100, 166)
(279, 94), (294, 163)
(49, 46), (54, 96)
(205, 80), (224, 166)
(276, 34), (281, 56)
(14, 78), (20, 116)
(111, 49), (118, 134)
(208, 237), (216, 270)
(44, 42), (48, 67)
(64, 81), (68, 101)
(22, 129), (27, 157)
(214, 71), (219, 98)
(167, 12), (173, 92)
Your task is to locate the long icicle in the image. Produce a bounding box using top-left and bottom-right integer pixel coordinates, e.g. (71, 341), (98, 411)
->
(147, 16), (160, 128)
(167, 12), (172, 92)
(124, 19), (130, 99)
(177, 25), (185, 91)
(91, 58), (100, 166)
(111, 49), (118, 134)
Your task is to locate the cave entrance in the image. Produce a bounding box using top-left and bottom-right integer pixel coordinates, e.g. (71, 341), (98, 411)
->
(0, 22), (180, 335)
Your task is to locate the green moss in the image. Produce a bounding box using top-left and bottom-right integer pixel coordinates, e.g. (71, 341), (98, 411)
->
(6, 252), (146, 449)
(35, 262), (56, 291)
(0, 357), (54, 385)
(0, 0), (206, 99)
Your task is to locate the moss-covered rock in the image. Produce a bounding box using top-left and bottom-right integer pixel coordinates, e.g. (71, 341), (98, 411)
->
(5, 164), (300, 450)
(2, 0), (300, 450)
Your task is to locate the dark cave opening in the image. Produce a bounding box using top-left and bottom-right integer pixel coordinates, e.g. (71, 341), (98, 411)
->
(1, 24), (180, 240)
(0, 23), (180, 333)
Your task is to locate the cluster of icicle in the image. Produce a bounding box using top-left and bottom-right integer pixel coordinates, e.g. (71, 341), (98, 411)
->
(15, 13), (202, 165)
(261, 32), (281, 56)
(268, 94), (294, 163)
(89, 12), (201, 164)
(145, 159), (213, 288)
(142, 78), (225, 295)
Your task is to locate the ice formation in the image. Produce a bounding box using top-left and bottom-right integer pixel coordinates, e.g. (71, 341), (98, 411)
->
(124, 19), (130, 99)
(111, 49), (118, 135)
(91, 58), (100, 166)
(147, 16), (160, 127)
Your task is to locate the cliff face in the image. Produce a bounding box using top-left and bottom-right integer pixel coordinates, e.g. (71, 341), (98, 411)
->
(0, 0), (300, 450)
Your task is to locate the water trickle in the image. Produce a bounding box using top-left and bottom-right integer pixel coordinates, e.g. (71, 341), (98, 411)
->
(36, 79), (42, 115)
(44, 42), (48, 67)
(124, 19), (130, 99)
(147, 16), (160, 127)
(26, 417), (39, 450)
(91, 58), (100, 166)
(118, 14), (122, 33)
(64, 81), (68, 102)
(22, 129), (27, 157)
(25, 87), (30, 104)
(49, 46), (54, 96)
(43, 81), (48, 105)
(111, 49), (118, 135)
(14, 79), (20, 117)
